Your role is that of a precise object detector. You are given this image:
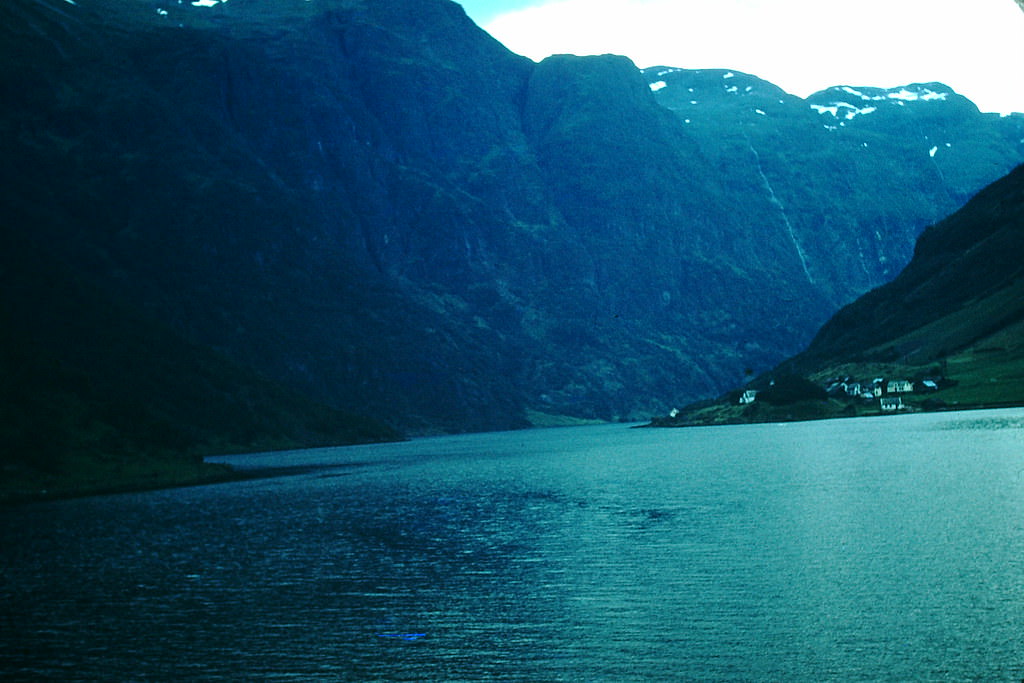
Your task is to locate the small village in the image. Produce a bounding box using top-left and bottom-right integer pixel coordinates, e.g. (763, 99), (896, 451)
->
(738, 375), (944, 412)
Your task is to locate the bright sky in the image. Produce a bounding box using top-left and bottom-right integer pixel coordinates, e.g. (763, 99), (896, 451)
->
(458, 0), (1024, 114)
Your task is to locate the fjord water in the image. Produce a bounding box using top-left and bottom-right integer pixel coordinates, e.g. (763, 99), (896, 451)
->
(3, 410), (1024, 681)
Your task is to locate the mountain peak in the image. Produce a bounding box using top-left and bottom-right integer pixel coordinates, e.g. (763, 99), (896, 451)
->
(805, 82), (978, 122)
(643, 66), (791, 99)
(814, 83), (956, 103)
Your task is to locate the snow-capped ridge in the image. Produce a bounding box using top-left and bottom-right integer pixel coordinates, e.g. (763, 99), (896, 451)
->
(643, 68), (993, 120)
(811, 82), (955, 105)
(805, 82), (971, 121)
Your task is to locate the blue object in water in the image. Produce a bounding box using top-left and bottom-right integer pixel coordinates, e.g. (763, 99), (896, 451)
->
(377, 633), (426, 641)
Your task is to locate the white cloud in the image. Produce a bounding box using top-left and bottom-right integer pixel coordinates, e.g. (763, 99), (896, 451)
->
(482, 0), (1024, 113)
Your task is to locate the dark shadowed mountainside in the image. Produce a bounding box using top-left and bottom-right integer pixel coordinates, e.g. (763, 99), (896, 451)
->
(1, 230), (401, 502)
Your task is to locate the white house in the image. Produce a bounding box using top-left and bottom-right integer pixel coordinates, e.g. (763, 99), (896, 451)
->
(739, 389), (758, 405)
(880, 396), (904, 411)
(887, 380), (914, 394)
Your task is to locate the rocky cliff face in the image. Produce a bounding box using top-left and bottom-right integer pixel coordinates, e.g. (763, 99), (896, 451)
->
(3, 0), (1023, 433)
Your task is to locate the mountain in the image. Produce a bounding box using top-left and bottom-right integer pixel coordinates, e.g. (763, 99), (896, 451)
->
(656, 163), (1024, 425)
(3, 0), (1023, 444)
(1, 230), (401, 502)
(789, 162), (1024, 373)
(645, 68), (1024, 304)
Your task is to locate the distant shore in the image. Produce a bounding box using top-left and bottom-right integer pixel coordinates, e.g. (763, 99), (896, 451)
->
(0, 460), (242, 506)
(639, 399), (1024, 430)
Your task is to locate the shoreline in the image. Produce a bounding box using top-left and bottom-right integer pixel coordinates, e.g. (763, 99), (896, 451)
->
(0, 462), (240, 507)
(639, 399), (1024, 429)
(7, 402), (1022, 506)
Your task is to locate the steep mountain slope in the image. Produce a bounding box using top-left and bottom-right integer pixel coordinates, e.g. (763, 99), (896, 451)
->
(651, 163), (1024, 426)
(2, 0), (535, 432)
(646, 68), (1024, 303)
(3, 0), (1023, 437)
(789, 163), (1024, 369)
(1, 231), (400, 501)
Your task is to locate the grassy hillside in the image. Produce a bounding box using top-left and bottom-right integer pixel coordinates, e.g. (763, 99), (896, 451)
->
(657, 335), (1024, 428)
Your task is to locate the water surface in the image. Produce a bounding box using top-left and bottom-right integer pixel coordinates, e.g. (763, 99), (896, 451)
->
(3, 409), (1024, 680)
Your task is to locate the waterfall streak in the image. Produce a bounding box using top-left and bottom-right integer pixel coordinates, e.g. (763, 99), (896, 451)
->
(748, 143), (814, 284)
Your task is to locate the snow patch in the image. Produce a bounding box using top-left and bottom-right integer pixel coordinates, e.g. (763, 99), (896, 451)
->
(650, 81), (667, 92)
(888, 87), (947, 102)
(848, 106), (876, 119)
(811, 102), (877, 120)
(725, 86), (738, 94)
(836, 84), (948, 104)
(723, 72), (735, 79)
(888, 88), (918, 101)
(191, 0), (226, 6)
(157, 7), (168, 13)
(755, 109), (766, 116)
(929, 146), (938, 157)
